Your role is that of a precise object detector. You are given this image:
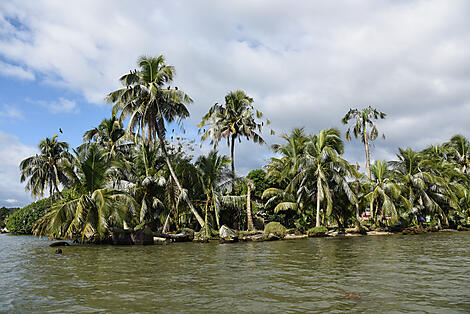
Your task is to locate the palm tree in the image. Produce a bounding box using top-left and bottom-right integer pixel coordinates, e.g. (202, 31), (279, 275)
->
(266, 127), (309, 186)
(199, 90), (269, 180)
(33, 144), (135, 241)
(82, 115), (129, 161)
(195, 150), (231, 235)
(131, 142), (166, 226)
(365, 160), (400, 224)
(107, 55), (205, 228)
(390, 148), (458, 228)
(20, 135), (71, 205)
(293, 128), (354, 227)
(444, 134), (470, 175)
(342, 106), (386, 179)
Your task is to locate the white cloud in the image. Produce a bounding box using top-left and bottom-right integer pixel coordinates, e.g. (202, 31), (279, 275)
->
(0, 131), (36, 207)
(0, 0), (470, 171)
(0, 60), (35, 80)
(0, 105), (23, 119)
(44, 97), (77, 114)
(29, 97), (78, 114)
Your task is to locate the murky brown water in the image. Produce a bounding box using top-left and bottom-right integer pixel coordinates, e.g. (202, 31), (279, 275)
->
(1, 232), (469, 313)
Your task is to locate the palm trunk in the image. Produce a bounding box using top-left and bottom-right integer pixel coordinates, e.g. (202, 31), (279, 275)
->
(246, 182), (254, 231)
(211, 191), (220, 230)
(316, 179), (321, 228)
(354, 163), (361, 230)
(363, 122), (371, 180)
(203, 199), (210, 238)
(230, 134), (235, 191)
(162, 212), (171, 233)
(155, 126), (205, 228)
(50, 184), (53, 206)
(355, 203), (361, 230)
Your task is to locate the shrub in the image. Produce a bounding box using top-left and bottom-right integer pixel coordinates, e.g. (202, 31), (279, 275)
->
(0, 207), (11, 228)
(307, 226), (328, 237)
(6, 198), (50, 234)
(264, 221), (287, 238)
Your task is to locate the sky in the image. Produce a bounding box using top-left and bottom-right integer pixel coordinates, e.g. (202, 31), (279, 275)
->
(1, 0), (470, 207)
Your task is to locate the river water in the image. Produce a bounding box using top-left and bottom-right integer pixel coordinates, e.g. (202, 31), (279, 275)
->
(1, 232), (469, 313)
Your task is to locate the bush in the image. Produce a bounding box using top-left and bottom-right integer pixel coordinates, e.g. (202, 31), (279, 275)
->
(264, 221), (287, 238)
(0, 207), (12, 228)
(6, 198), (51, 234)
(307, 226), (328, 237)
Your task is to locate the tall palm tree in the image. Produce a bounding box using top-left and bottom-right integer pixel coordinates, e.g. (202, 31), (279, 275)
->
(342, 106), (386, 179)
(33, 144), (135, 241)
(293, 128), (355, 227)
(20, 135), (71, 205)
(365, 160), (400, 224)
(199, 90), (269, 180)
(107, 55), (205, 228)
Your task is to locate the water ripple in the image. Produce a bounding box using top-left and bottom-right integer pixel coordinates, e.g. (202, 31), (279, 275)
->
(1, 232), (470, 312)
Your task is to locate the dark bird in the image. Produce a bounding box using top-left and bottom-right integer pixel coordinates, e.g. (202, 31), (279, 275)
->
(167, 86), (170, 90)
(59, 128), (63, 133)
(175, 86), (178, 90)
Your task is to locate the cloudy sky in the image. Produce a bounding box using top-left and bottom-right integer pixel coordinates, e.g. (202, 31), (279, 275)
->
(1, 0), (469, 207)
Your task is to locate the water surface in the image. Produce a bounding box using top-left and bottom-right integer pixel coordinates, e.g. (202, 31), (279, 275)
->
(1, 232), (469, 313)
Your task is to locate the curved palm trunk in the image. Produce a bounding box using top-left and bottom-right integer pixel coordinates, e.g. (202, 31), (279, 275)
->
(155, 126), (205, 229)
(211, 191), (220, 230)
(246, 182), (254, 231)
(162, 212), (171, 233)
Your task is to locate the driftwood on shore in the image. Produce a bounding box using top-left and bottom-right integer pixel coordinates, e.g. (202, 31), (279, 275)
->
(153, 231), (193, 242)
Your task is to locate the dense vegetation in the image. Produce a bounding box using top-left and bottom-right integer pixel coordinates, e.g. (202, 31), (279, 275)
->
(6, 199), (50, 234)
(15, 55), (470, 241)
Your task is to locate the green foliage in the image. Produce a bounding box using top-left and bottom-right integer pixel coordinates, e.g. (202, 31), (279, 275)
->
(307, 226), (328, 236)
(247, 169), (269, 200)
(0, 207), (13, 228)
(6, 199), (51, 234)
(264, 221), (287, 238)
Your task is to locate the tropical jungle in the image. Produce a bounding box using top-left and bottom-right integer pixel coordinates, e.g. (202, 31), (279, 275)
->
(7, 55), (470, 244)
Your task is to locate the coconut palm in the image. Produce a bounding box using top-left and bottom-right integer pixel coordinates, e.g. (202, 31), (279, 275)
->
(342, 106), (386, 179)
(82, 115), (130, 161)
(33, 144), (135, 241)
(444, 134), (470, 175)
(130, 142), (166, 225)
(364, 160), (400, 224)
(266, 127), (309, 186)
(199, 90), (269, 180)
(20, 135), (71, 204)
(293, 128), (355, 227)
(107, 55), (204, 228)
(390, 148), (458, 227)
(195, 150), (232, 235)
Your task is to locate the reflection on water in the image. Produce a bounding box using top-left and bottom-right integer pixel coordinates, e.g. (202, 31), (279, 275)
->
(1, 232), (470, 312)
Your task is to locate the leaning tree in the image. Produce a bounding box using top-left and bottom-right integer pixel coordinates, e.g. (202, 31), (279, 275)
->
(107, 55), (205, 228)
